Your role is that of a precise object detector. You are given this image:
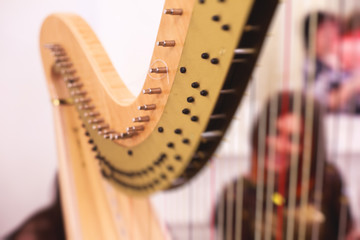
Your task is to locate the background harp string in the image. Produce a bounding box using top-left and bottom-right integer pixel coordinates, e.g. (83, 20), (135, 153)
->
(1, 0), (360, 240)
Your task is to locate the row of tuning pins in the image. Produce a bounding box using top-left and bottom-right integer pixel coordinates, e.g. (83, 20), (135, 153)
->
(143, 8), (182, 97)
(45, 44), (77, 75)
(45, 43), (158, 140)
(119, 8), (183, 138)
(44, 44), (122, 140)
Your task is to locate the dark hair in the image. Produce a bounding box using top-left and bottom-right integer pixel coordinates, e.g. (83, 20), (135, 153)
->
(4, 177), (65, 240)
(345, 10), (360, 32)
(303, 11), (339, 50)
(250, 91), (326, 178)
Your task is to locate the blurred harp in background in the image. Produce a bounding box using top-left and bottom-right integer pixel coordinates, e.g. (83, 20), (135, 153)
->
(39, 0), (360, 239)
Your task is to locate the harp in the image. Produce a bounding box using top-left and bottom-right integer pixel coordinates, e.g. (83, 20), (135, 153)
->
(40, 0), (277, 238)
(40, 0), (358, 239)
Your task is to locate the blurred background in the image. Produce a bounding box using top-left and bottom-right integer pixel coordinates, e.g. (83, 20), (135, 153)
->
(1, 0), (360, 238)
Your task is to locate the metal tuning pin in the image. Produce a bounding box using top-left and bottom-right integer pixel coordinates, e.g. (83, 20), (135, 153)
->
(83, 104), (95, 110)
(71, 90), (87, 96)
(119, 132), (138, 139)
(143, 88), (162, 94)
(64, 76), (79, 83)
(109, 134), (120, 140)
(78, 104), (94, 110)
(67, 82), (83, 88)
(156, 40), (176, 47)
(58, 62), (73, 68)
(88, 118), (104, 124)
(132, 116), (150, 122)
(75, 97), (91, 104)
(244, 25), (260, 32)
(102, 133), (118, 140)
(104, 134), (119, 140)
(92, 124), (109, 131)
(127, 125), (145, 132)
(55, 56), (69, 63)
(210, 114), (227, 120)
(201, 131), (223, 140)
(138, 104), (156, 110)
(149, 67), (168, 74)
(84, 111), (99, 117)
(220, 89), (237, 95)
(52, 51), (66, 57)
(61, 68), (76, 75)
(164, 8), (183, 15)
(103, 134), (112, 139)
(98, 129), (115, 135)
(234, 48), (256, 55)
(45, 44), (65, 55)
(44, 43), (61, 50)
(232, 59), (247, 63)
(192, 151), (206, 161)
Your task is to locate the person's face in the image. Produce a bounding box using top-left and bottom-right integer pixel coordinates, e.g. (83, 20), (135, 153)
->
(264, 113), (303, 174)
(315, 21), (340, 67)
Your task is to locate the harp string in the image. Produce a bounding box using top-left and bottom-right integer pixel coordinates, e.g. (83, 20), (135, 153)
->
(210, 159), (216, 240)
(276, 1), (295, 240)
(337, 2), (356, 239)
(286, 4), (307, 238)
(307, 6), (325, 240)
(264, 87), (280, 240)
(156, 2), (357, 240)
(295, 3), (318, 240)
(298, 4), (318, 239)
(254, 68), (269, 240)
(226, 167), (235, 240)
(233, 77), (258, 240)
(310, 5), (334, 240)
(217, 156), (225, 240)
(335, 2), (349, 239)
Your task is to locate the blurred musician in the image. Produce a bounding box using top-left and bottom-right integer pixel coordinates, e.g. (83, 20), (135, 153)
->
(215, 92), (353, 240)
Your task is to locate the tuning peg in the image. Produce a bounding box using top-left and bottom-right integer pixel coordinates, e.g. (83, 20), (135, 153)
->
(138, 104), (156, 110)
(201, 130), (223, 140)
(67, 82), (83, 88)
(78, 104), (94, 111)
(98, 129), (115, 135)
(84, 111), (99, 117)
(75, 97), (91, 103)
(61, 68), (76, 75)
(220, 89), (237, 94)
(149, 67), (167, 73)
(92, 124), (109, 130)
(127, 125), (145, 132)
(57, 62), (73, 68)
(234, 48), (256, 55)
(88, 118), (104, 124)
(210, 114), (227, 120)
(143, 88), (162, 94)
(164, 8), (183, 15)
(132, 116), (150, 122)
(71, 90), (87, 96)
(64, 76), (79, 83)
(156, 40), (175, 47)
(55, 56), (69, 63)
(44, 43), (61, 50)
(119, 132), (138, 138)
(244, 25), (260, 32)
